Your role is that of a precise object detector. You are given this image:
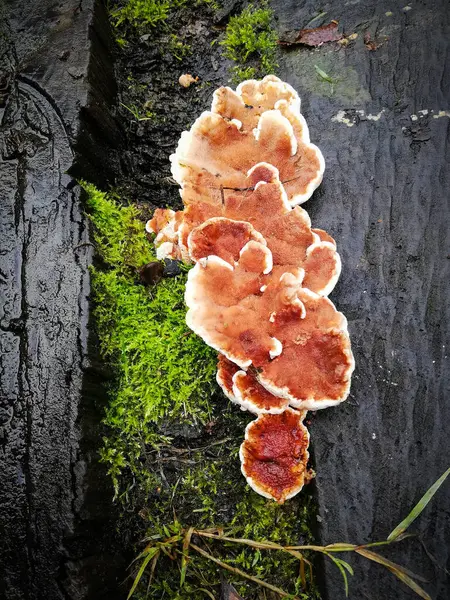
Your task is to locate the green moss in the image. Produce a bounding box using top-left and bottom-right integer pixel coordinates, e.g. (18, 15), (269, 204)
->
(220, 3), (279, 83)
(111, 0), (170, 29)
(83, 183), (319, 598)
(83, 182), (153, 270)
(134, 450), (321, 599)
(168, 33), (192, 60)
(111, 0), (218, 31)
(82, 183), (217, 494)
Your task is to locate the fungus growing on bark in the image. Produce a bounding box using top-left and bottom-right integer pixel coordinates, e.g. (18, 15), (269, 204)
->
(240, 408), (313, 503)
(179, 73), (198, 88)
(182, 163), (340, 296)
(185, 226), (353, 408)
(185, 238), (277, 368)
(146, 208), (183, 260)
(188, 217), (267, 266)
(171, 75), (324, 207)
(216, 354), (290, 414)
(233, 369), (290, 414)
(216, 353), (239, 402)
(147, 76), (354, 501)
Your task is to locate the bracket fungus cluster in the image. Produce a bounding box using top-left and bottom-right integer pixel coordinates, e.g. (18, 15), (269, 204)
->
(147, 76), (354, 503)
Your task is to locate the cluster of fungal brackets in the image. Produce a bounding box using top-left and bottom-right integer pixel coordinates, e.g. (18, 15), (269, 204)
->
(147, 76), (355, 503)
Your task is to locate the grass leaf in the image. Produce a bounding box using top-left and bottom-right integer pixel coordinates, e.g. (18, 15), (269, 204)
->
(324, 553), (350, 596)
(324, 543), (357, 552)
(314, 64), (334, 83)
(385, 566), (432, 600)
(197, 588), (216, 600)
(388, 466), (450, 541)
(180, 526), (194, 587)
(190, 543), (292, 597)
(299, 555), (306, 589)
(127, 547), (158, 599)
(356, 548), (428, 583)
(337, 558), (354, 576)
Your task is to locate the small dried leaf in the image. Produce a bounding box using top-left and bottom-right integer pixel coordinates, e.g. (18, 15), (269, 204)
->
(221, 582), (244, 600)
(139, 261), (164, 286)
(279, 22), (342, 47)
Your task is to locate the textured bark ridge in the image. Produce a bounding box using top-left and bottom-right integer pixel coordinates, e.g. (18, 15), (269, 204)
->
(0, 2), (124, 599)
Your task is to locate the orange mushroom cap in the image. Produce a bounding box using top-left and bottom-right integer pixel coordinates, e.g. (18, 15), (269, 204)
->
(240, 408), (313, 503)
(185, 225), (353, 408)
(216, 353), (239, 402)
(188, 217), (267, 266)
(217, 354), (290, 414)
(183, 163), (340, 296)
(170, 76), (324, 207)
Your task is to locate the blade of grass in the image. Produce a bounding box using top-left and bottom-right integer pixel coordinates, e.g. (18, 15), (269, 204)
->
(314, 65), (334, 84)
(190, 543), (294, 598)
(324, 543), (357, 552)
(418, 537), (450, 576)
(337, 558), (354, 576)
(180, 526), (194, 587)
(146, 550), (160, 596)
(195, 531), (307, 562)
(197, 588), (216, 600)
(384, 566), (431, 600)
(324, 553), (350, 596)
(127, 547), (158, 600)
(356, 548), (428, 583)
(299, 556), (306, 589)
(388, 467), (450, 541)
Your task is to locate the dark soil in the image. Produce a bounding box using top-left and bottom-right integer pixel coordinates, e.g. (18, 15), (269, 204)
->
(109, 1), (237, 209)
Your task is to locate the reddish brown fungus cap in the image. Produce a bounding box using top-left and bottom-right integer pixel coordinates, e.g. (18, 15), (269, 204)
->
(185, 232), (354, 408)
(232, 369), (290, 414)
(216, 354), (239, 402)
(240, 408), (313, 503)
(217, 355), (290, 414)
(211, 75), (302, 132)
(185, 238), (276, 368)
(170, 76), (324, 207)
(188, 217), (266, 266)
(183, 164), (340, 296)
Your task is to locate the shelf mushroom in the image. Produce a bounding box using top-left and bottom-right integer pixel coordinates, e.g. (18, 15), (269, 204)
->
(185, 222), (354, 409)
(171, 75), (325, 208)
(240, 408), (313, 503)
(183, 163), (340, 296)
(217, 354), (290, 414)
(145, 76), (354, 501)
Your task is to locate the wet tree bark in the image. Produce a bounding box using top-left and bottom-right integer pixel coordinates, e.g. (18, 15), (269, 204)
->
(0, 1), (124, 599)
(271, 1), (450, 598)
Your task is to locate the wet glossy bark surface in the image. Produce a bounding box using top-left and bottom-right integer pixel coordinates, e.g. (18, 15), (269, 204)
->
(271, 1), (450, 598)
(0, 1), (125, 598)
